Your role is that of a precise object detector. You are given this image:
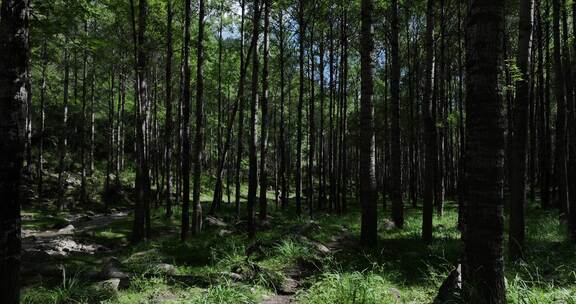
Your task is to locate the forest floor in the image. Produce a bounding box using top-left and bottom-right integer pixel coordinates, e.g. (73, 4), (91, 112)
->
(18, 173), (576, 303)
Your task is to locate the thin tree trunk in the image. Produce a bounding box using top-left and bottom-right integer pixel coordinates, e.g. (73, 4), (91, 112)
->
(390, 0), (403, 228)
(422, 0), (435, 243)
(180, 0), (192, 240)
(191, 0), (206, 235)
(259, 0), (270, 222)
(359, 0), (377, 247)
(247, 0), (262, 237)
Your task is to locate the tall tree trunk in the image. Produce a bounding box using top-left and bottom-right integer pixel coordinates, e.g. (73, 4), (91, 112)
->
(422, 0), (435, 243)
(359, 0), (377, 247)
(259, 0), (270, 222)
(296, 0), (305, 217)
(192, 0), (206, 234)
(279, 10), (288, 209)
(308, 20), (315, 217)
(57, 43), (70, 211)
(462, 0), (507, 301)
(247, 0), (261, 237)
(0, 1), (29, 302)
(180, 0), (192, 240)
(318, 30), (326, 210)
(509, 0), (533, 260)
(235, 0), (246, 219)
(37, 38), (48, 197)
(390, 0), (403, 228)
(552, 0), (568, 214)
(164, 0), (173, 218)
(130, 0), (152, 243)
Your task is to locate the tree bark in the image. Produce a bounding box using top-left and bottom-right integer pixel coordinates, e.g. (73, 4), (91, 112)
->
(0, 1), (28, 302)
(390, 0), (403, 228)
(462, 0), (507, 302)
(359, 0), (377, 247)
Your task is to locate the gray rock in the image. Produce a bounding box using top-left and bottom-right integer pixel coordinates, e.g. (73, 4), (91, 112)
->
(57, 224), (75, 234)
(278, 278), (298, 295)
(155, 263), (176, 275)
(217, 229), (233, 237)
(388, 287), (401, 300)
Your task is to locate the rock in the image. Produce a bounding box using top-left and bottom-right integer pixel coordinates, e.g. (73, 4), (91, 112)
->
(57, 224), (75, 234)
(382, 219), (396, 231)
(205, 216), (228, 228)
(278, 278), (298, 295)
(99, 257), (129, 279)
(313, 242), (331, 254)
(388, 287), (401, 300)
(155, 263), (176, 275)
(217, 229), (233, 237)
(96, 278), (121, 291)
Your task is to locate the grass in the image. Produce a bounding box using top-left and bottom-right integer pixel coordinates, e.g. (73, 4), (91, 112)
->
(19, 176), (576, 304)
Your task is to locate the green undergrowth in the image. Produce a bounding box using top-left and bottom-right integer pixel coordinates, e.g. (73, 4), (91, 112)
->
(20, 187), (576, 303)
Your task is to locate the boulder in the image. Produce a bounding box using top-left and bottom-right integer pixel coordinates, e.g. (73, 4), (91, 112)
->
(155, 263), (176, 275)
(278, 278), (298, 295)
(57, 224), (76, 234)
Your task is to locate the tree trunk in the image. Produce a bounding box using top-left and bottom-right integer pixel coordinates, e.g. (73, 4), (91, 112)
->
(422, 0), (435, 243)
(462, 0), (507, 301)
(192, 0), (206, 235)
(0, 1), (29, 302)
(390, 0), (403, 228)
(259, 0), (270, 222)
(552, 0), (568, 214)
(235, 0), (246, 219)
(57, 43), (70, 211)
(296, 0), (305, 217)
(359, 0), (377, 247)
(247, 0), (261, 238)
(180, 0), (192, 240)
(130, 0), (152, 243)
(509, 0), (533, 260)
(164, 0), (173, 218)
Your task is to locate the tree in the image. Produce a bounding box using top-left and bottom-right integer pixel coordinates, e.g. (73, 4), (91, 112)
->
(181, 0), (192, 240)
(422, 0), (435, 243)
(164, 0), (174, 218)
(390, 0), (403, 228)
(247, 0), (261, 237)
(359, 0), (377, 247)
(131, 0), (152, 243)
(552, 0), (568, 214)
(509, 0), (533, 260)
(259, 0), (270, 222)
(192, 0), (206, 234)
(462, 0), (506, 301)
(296, 0), (305, 216)
(0, 0), (29, 302)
